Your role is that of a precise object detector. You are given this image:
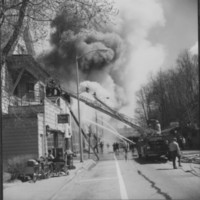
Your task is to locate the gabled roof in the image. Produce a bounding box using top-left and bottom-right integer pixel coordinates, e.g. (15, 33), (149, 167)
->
(6, 55), (50, 84)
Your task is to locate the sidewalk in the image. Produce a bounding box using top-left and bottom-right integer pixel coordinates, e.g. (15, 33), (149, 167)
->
(181, 162), (200, 176)
(180, 151), (200, 177)
(3, 159), (96, 200)
(182, 150), (200, 156)
(181, 150), (200, 164)
(167, 150), (200, 177)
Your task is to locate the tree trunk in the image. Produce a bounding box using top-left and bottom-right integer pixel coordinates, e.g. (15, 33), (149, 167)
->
(2, 0), (29, 57)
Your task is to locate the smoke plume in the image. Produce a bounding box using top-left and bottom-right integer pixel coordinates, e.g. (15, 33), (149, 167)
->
(40, 0), (166, 121)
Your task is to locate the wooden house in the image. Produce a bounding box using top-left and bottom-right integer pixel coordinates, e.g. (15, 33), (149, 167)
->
(2, 55), (72, 162)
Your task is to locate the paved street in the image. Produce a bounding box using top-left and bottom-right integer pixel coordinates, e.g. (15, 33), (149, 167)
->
(3, 150), (200, 200)
(51, 151), (200, 200)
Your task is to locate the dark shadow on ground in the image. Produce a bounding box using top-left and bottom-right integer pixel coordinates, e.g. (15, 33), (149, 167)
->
(134, 156), (168, 165)
(156, 168), (174, 170)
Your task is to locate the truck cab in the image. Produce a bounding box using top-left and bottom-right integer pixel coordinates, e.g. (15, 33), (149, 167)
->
(137, 135), (169, 159)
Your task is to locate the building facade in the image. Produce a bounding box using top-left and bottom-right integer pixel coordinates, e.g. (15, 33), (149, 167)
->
(2, 55), (72, 162)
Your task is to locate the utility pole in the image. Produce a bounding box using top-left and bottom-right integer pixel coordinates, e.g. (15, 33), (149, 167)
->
(102, 115), (104, 135)
(0, 18), (3, 200)
(95, 110), (99, 153)
(69, 108), (99, 160)
(75, 49), (108, 162)
(88, 126), (91, 159)
(75, 56), (83, 162)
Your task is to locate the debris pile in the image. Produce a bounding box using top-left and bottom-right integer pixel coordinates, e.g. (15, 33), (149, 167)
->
(181, 154), (200, 164)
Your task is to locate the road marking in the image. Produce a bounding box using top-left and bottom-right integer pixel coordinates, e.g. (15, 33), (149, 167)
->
(77, 177), (118, 183)
(114, 155), (129, 200)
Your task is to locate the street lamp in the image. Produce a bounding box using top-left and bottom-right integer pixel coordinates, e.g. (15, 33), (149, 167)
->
(76, 48), (108, 162)
(95, 109), (99, 153)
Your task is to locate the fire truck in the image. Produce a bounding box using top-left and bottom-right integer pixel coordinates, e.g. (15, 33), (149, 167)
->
(136, 135), (169, 159)
(136, 120), (169, 159)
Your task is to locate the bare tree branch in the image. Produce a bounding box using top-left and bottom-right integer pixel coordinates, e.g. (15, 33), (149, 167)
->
(2, 0), (29, 56)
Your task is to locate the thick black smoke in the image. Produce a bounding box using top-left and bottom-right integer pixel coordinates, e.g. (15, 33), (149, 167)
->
(40, 3), (129, 109)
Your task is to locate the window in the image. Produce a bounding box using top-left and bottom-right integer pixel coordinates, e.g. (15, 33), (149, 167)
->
(26, 82), (34, 99)
(39, 84), (44, 102)
(14, 87), (19, 96)
(27, 82), (34, 92)
(57, 98), (60, 107)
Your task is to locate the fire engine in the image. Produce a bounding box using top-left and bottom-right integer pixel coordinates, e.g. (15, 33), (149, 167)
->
(136, 119), (169, 159)
(136, 134), (169, 159)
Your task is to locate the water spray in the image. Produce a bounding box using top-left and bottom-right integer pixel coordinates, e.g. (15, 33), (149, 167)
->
(97, 117), (136, 145)
(84, 118), (135, 145)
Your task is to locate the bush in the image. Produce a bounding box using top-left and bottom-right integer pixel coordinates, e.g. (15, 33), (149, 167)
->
(6, 154), (36, 180)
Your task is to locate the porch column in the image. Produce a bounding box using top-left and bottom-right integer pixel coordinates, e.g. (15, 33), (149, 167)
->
(65, 138), (70, 150)
(54, 133), (58, 157)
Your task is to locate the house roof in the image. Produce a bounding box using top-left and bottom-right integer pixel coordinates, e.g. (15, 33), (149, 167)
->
(6, 55), (50, 84)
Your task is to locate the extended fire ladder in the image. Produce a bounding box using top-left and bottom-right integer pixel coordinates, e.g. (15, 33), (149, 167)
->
(61, 88), (154, 137)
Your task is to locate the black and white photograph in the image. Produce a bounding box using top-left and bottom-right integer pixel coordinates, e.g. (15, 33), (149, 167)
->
(0, 0), (199, 199)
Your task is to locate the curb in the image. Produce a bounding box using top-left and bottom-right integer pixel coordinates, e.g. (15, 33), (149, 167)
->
(49, 159), (97, 200)
(82, 159), (96, 170)
(49, 168), (81, 199)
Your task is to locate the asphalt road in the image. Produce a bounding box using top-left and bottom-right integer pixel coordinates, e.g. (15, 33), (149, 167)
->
(50, 151), (200, 200)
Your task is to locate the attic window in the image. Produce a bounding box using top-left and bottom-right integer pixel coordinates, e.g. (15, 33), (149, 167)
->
(27, 82), (34, 92)
(14, 87), (18, 96)
(26, 82), (34, 99)
(57, 98), (60, 107)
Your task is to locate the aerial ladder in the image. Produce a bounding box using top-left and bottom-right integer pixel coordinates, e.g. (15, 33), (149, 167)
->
(46, 80), (155, 134)
(60, 88), (155, 137)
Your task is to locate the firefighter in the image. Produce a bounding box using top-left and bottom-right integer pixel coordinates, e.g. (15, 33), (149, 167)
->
(169, 138), (182, 169)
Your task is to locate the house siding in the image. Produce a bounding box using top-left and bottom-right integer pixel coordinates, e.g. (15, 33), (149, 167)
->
(35, 81), (44, 103)
(8, 105), (44, 114)
(1, 63), (12, 114)
(44, 98), (71, 136)
(71, 120), (79, 153)
(2, 54), (74, 162)
(3, 115), (38, 161)
(37, 113), (45, 157)
(2, 90), (9, 114)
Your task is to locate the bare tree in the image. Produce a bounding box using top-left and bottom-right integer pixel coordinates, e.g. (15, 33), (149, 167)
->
(0, 0), (118, 107)
(135, 50), (199, 129)
(135, 86), (150, 125)
(175, 51), (199, 124)
(0, 0), (117, 59)
(1, 0), (61, 57)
